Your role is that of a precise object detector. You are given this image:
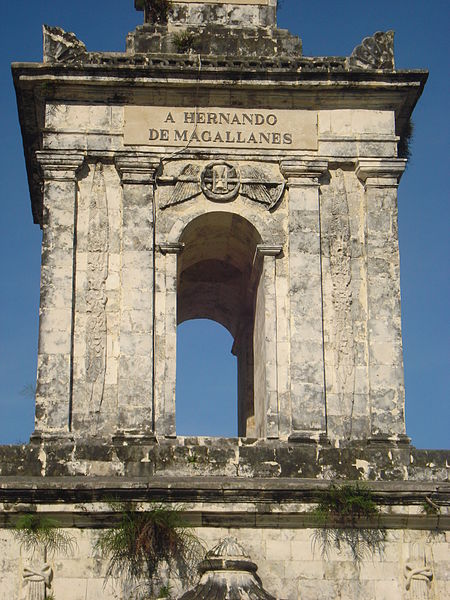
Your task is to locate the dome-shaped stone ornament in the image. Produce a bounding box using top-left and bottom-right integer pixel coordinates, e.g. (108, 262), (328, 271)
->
(178, 537), (276, 600)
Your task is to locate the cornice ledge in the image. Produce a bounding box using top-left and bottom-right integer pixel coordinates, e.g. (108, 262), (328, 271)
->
(36, 150), (85, 180)
(356, 158), (407, 183)
(256, 244), (283, 258)
(280, 158), (328, 183)
(159, 242), (184, 255)
(114, 153), (160, 184)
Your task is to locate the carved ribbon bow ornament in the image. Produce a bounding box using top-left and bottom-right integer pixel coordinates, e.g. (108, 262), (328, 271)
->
(23, 564), (53, 585)
(404, 562), (433, 590)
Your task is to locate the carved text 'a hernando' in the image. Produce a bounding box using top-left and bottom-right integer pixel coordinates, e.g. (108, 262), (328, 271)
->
(124, 106), (318, 150)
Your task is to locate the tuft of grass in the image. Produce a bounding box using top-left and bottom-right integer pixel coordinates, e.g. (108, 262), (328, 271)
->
(173, 30), (198, 54)
(421, 496), (440, 515)
(96, 503), (203, 597)
(398, 119), (414, 161)
(310, 483), (386, 564)
(313, 483), (379, 523)
(158, 583), (172, 598)
(14, 514), (75, 558)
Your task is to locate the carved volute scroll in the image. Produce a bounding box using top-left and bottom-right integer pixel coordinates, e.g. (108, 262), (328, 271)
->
(43, 25), (87, 63)
(85, 162), (109, 414)
(349, 30), (395, 70)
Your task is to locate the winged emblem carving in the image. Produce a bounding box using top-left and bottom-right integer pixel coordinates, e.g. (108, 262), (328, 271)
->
(161, 164), (201, 208)
(240, 165), (285, 210)
(160, 162), (285, 210)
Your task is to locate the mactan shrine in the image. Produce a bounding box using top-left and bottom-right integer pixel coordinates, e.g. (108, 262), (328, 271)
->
(0, 1), (448, 599)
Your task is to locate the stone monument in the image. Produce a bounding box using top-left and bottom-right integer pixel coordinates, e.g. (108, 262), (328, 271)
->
(0, 1), (448, 599)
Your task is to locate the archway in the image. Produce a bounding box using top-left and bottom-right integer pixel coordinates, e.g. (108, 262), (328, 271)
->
(177, 212), (262, 437)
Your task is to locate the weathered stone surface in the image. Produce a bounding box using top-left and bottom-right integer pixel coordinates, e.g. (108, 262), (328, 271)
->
(349, 30), (395, 70)
(0, 439), (448, 482)
(43, 25), (87, 64)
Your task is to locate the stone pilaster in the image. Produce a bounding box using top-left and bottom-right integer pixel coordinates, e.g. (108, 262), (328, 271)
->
(281, 159), (328, 442)
(356, 158), (408, 441)
(155, 243), (184, 437)
(34, 150), (85, 435)
(256, 244), (283, 439)
(115, 155), (158, 437)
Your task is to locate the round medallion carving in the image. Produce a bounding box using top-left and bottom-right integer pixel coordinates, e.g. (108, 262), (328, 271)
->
(201, 161), (240, 201)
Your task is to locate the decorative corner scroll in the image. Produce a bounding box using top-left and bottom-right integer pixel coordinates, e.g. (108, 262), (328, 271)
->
(349, 30), (395, 70)
(404, 562), (433, 595)
(22, 564), (53, 600)
(404, 543), (434, 599)
(161, 164), (201, 208)
(240, 165), (285, 210)
(43, 25), (87, 64)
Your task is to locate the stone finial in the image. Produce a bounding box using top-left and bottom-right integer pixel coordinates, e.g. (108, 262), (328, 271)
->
(349, 30), (395, 70)
(206, 536), (250, 558)
(43, 25), (87, 63)
(178, 537), (277, 600)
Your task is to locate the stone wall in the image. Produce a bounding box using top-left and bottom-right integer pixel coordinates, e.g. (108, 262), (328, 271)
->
(30, 99), (409, 444)
(0, 503), (448, 600)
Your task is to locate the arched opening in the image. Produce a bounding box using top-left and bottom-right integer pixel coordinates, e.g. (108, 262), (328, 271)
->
(177, 212), (262, 437)
(176, 319), (237, 437)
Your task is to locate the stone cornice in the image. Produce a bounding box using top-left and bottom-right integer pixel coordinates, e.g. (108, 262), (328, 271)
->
(280, 158), (328, 186)
(158, 242), (185, 255)
(35, 150), (85, 181)
(256, 244), (283, 257)
(356, 158), (407, 187)
(0, 477), (448, 529)
(114, 154), (160, 184)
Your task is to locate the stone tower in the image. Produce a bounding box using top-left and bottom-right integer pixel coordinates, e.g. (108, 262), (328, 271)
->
(1, 2), (448, 599)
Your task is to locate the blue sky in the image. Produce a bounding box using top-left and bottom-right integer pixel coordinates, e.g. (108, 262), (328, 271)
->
(0, 1), (448, 447)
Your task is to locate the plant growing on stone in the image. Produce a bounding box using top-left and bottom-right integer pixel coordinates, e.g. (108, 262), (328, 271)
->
(14, 514), (75, 558)
(173, 30), (198, 54)
(398, 118), (414, 161)
(421, 496), (440, 515)
(310, 483), (386, 564)
(145, 0), (173, 24)
(96, 502), (204, 598)
(158, 583), (172, 598)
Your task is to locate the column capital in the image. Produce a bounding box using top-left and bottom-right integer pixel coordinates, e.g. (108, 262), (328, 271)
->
(115, 154), (160, 184)
(36, 150), (85, 181)
(280, 158), (328, 187)
(256, 244), (283, 258)
(159, 242), (184, 255)
(356, 158), (406, 188)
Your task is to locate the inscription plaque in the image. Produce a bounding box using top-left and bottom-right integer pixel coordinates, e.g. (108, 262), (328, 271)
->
(124, 106), (318, 150)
